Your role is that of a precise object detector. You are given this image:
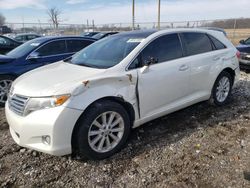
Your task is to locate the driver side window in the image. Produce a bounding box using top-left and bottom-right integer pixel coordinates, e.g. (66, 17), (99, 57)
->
(35, 40), (66, 57)
(0, 37), (11, 46)
(128, 33), (183, 70)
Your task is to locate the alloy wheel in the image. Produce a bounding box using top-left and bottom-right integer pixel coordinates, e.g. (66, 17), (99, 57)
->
(0, 80), (13, 104)
(216, 76), (230, 103)
(88, 111), (125, 153)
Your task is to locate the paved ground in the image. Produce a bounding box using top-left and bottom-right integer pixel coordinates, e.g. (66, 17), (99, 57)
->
(0, 71), (250, 188)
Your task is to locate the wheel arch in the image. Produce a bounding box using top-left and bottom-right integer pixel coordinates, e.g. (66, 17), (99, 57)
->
(221, 67), (235, 84)
(71, 96), (135, 153)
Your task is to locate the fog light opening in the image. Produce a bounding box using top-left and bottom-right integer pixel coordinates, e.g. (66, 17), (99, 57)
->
(42, 135), (51, 145)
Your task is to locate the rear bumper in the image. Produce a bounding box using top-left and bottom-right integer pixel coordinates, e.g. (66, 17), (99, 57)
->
(239, 58), (250, 69)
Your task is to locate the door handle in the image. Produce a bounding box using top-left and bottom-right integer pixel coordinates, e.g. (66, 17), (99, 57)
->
(213, 56), (221, 61)
(179, 64), (189, 71)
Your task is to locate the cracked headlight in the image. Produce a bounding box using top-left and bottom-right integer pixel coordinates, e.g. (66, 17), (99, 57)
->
(24, 94), (70, 115)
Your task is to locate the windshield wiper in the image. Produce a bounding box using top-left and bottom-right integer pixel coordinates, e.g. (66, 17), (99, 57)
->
(63, 56), (72, 63)
(76, 62), (107, 69)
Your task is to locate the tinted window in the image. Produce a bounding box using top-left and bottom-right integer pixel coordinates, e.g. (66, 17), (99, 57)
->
(141, 33), (183, 65)
(245, 38), (250, 45)
(27, 35), (38, 40)
(15, 36), (23, 42)
(66, 39), (93, 53)
(0, 37), (11, 46)
(209, 35), (226, 50)
(36, 40), (66, 56)
(181, 32), (213, 56)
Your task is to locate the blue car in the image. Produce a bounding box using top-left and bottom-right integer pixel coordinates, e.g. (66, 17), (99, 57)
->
(0, 36), (96, 105)
(236, 37), (250, 70)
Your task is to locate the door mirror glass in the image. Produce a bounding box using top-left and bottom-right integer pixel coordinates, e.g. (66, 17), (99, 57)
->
(239, 40), (245, 44)
(144, 57), (158, 66)
(27, 52), (40, 60)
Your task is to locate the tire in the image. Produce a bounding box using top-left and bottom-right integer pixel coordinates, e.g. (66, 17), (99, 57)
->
(0, 75), (15, 107)
(75, 100), (131, 160)
(210, 71), (233, 106)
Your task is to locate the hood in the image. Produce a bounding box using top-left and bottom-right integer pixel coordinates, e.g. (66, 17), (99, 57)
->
(0, 55), (16, 63)
(12, 61), (106, 96)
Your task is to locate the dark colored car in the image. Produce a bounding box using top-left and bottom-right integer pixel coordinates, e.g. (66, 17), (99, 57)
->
(236, 38), (250, 70)
(0, 35), (22, 54)
(0, 26), (12, 34)
(92, 32), (119, 40)
(82, 32), (100, 37)
(0, 36), (96, 105)
(14, 33), (41, 43)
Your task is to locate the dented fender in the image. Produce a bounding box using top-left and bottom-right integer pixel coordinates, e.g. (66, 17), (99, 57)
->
(65, 71), (140, 121)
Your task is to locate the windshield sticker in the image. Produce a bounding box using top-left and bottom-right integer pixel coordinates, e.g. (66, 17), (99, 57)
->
(30, 43), (40, 46)
(127, 38), (145, 43)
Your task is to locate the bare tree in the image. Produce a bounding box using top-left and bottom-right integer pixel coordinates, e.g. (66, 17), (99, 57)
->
(0, 13), (5, 26)
(47, 7), (61, 30)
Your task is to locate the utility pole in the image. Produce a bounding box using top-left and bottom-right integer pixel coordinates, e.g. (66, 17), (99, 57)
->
(87, 19), (89, 32)
(157, 0), (161, 30)
(92, 20), (95, 31)
(132, 0), (135, 30)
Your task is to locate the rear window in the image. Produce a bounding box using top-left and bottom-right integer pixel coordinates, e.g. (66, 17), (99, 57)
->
(209, 35), (226, 50)
(180, 32), (213, 56)
(66, 39), (93, 53)
(141, 33), (183, 64)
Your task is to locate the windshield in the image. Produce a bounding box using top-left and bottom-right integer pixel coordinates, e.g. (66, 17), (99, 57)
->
(245, 38), (250, 45)
(69, 35), (144, 69)
(7, 40), (41, 58)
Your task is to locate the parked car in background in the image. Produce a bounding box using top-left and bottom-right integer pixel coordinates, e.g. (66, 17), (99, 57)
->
(82, 32), (100, 37)
(0, 35), (22, 54)
(0, 36), (96, 105)
(14, 33), (41, 43)
(236, 38), (250, 70)
(0, 26), (12, 34)
(92, 31), (119, 40)
(5, 29), (240, 160)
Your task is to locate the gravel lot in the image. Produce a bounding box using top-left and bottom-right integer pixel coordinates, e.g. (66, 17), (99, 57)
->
(0, 71), (250, 188)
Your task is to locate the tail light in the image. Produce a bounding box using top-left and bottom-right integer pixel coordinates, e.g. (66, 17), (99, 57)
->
(236, 51), (241, 58)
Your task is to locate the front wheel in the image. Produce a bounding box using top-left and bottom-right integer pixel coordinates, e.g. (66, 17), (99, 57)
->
(75, 100), (131, 160)
(0, 75), (15, 107)
(210, 71), (233, 106)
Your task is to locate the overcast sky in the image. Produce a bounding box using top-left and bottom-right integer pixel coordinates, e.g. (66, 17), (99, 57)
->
(0, 0), (250, 24)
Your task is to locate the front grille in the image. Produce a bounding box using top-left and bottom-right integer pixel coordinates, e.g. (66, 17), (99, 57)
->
(8, 94), (29, 116)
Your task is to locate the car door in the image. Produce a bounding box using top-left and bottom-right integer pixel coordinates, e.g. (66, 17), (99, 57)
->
(180, 32), (226, 95)
(136, 33), (191, 118)
(30, 40), (68, 65)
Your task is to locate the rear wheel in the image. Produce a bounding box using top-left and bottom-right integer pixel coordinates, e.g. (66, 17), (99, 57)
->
(210, 71), (233, 106)
(75, 100), (131, 160)
(0, 75), (15, 107)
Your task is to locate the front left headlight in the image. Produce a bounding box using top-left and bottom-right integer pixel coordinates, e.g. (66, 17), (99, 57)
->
(24, 94), (70, 115)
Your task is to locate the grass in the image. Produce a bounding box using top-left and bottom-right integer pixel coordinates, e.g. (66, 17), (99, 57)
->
(226, 29), (250, 45)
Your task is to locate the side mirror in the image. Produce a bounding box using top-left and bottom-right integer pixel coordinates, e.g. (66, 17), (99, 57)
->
(239, 40), (245, 44)
(140, 57), (158, 74)
(144, 57), (158, 66)
(27, 52), (40, 61)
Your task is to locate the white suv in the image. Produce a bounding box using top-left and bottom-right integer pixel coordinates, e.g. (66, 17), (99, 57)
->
(6, 29), (240, 160)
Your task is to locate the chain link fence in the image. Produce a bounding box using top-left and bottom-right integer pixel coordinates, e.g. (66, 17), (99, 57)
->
(3, 18), (250, 45)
